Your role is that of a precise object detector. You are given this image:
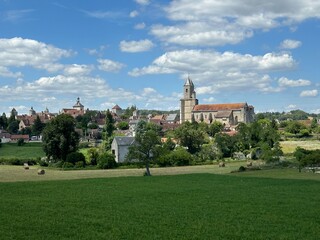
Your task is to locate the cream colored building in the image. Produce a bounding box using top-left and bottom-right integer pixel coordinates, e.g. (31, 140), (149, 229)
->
(180, 78), (254, 126)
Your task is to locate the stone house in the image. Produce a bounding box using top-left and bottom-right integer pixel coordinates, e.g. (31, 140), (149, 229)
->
(111, 136), (135, 163)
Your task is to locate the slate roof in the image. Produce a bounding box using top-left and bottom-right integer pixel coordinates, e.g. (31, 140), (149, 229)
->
(114, 136), (135, 146)
(112, 104), (122, 110)
(193, 103), (246, 112)
(215, 111), (232, 118)
(166, 113), (178, 122)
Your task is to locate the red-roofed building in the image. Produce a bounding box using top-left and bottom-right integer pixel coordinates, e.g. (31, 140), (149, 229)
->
(180, 77), (254, 126)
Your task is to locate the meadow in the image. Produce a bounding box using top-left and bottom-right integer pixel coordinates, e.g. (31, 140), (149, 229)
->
(0, 142), (45, 159)
(0, 173), (319, 240)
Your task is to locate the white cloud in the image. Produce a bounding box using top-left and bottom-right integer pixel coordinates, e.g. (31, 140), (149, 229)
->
(0, 37), (72, 72)
(135, 0), (150, 6)
(142, 87), (157, 96)
(97, 59), (125, 72)
(130, 10), (139, 18)
(300, 89), (318, 97)
(149, 0), (320, 47)
(0, 66), (22, 78)
(280, 39), (302, 49)
(129, 49), (296, 93)
(286, 104), (297, 110)
(119, 39), (155, 52)
(134, 22), (146, 29)
(64, 64), (93, 76)
(203, 97), (216, 103)
(278, 77), (311, 87)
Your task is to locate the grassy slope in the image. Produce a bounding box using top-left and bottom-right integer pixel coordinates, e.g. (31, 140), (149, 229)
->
(0, 142), (45, 159)
(0, 174), (319, 240)
(280, 140), (320, 154)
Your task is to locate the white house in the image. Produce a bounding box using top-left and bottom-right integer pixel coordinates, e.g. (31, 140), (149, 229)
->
(111, 136), (135, 163)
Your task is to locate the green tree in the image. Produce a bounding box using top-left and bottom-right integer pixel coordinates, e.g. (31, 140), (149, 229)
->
(104, 109), (115, 138)
(97, 152), (117, 169)
(7, 120), (19, 134)
(117, 121), (129, 130)
(208, 121), (223, 137)
(42, 114), (80, 162)
(285, 121), (305, 134)
(32, 115), (44, 136)
(0, 113), (8, 129)
(214, 133), (235, 158)
(174, 121), (207, 154)
(127, 126), (161, 176)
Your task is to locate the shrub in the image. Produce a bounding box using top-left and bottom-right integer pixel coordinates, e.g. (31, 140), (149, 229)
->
(97, 152), (117, 169)
(75, 161), (85, 168)
(50, 161), (64, 168)
(17, 138), (25, 146)
(66, 152), (86, 165)
(62, 162), (74, 169)
(158, 148), (193, 167)
(79, 142), (90, 149)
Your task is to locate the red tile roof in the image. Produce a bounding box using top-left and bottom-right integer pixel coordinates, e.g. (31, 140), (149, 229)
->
(193, 103), (246, 111)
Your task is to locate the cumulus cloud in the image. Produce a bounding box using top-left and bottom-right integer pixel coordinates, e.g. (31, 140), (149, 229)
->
(286, 104), (298, 110)
(119, 39), (155, 52)
(129, 49), (296, 93)
(97, 59), (125, 72)
(280, 39), (302, 49)
(149, 0), (320, 47)
(0, 37), (72, 72)
(278, 77), (311, 87)
(64, 64), (93, 76)
(300, 89), (318, 97)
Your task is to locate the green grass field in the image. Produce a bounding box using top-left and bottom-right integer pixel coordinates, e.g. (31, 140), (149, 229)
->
(0, 142), (45, 159)
(0, 174), (319, 240)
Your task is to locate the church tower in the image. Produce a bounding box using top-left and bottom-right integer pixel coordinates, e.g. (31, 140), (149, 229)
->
(180, 77), (198, 123)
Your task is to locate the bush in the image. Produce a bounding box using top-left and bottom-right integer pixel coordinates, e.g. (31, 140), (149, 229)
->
(17, 138), (25, 146)
(38, 160), (49, 167)
(75, 161), (85, 168)
(79, 142), (90, 149)
(0, 158), (37, 165)
(97, 152), (117, 169)
(62, 162), (74, 169)
(158, 148), (193, 167)
(50, 161), (64, 168)
(66, 152), (86, 165)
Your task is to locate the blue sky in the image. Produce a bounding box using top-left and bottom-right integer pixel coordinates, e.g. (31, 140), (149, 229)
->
(1, 0), (320, 116)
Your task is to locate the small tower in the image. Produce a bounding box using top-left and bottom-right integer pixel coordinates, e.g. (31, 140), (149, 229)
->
(180, 77), (198, 123)
(73, 97), (84, 111)
(29, 106), (36, 116)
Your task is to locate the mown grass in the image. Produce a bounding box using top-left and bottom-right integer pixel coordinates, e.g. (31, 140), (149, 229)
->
(0, 142), (45, 159)
(0, 174), (319, 240)
(280, 140), (320, 154)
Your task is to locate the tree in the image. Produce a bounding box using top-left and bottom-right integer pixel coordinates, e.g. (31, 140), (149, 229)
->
(42, 114), (80, 162)
(208, 121), (223, 137)
(0, 113), (8, 129)
(127, 126), (161, 176)
(104, 109), (115, 137)
(32, 115), (44, 136)
(117, 121), (129, 130)
(285, 121), (305, 134)
(174, 121), (207, 154)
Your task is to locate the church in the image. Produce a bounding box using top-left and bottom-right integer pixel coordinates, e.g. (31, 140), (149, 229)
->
(180, 77), (255, 127)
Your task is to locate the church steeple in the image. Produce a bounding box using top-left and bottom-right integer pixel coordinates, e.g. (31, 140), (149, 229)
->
(184, 76), (196, 99)
(180, 76), (198, 123)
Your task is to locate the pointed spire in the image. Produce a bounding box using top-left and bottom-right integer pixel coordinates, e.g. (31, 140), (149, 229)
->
(184, 75), (194, 86)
